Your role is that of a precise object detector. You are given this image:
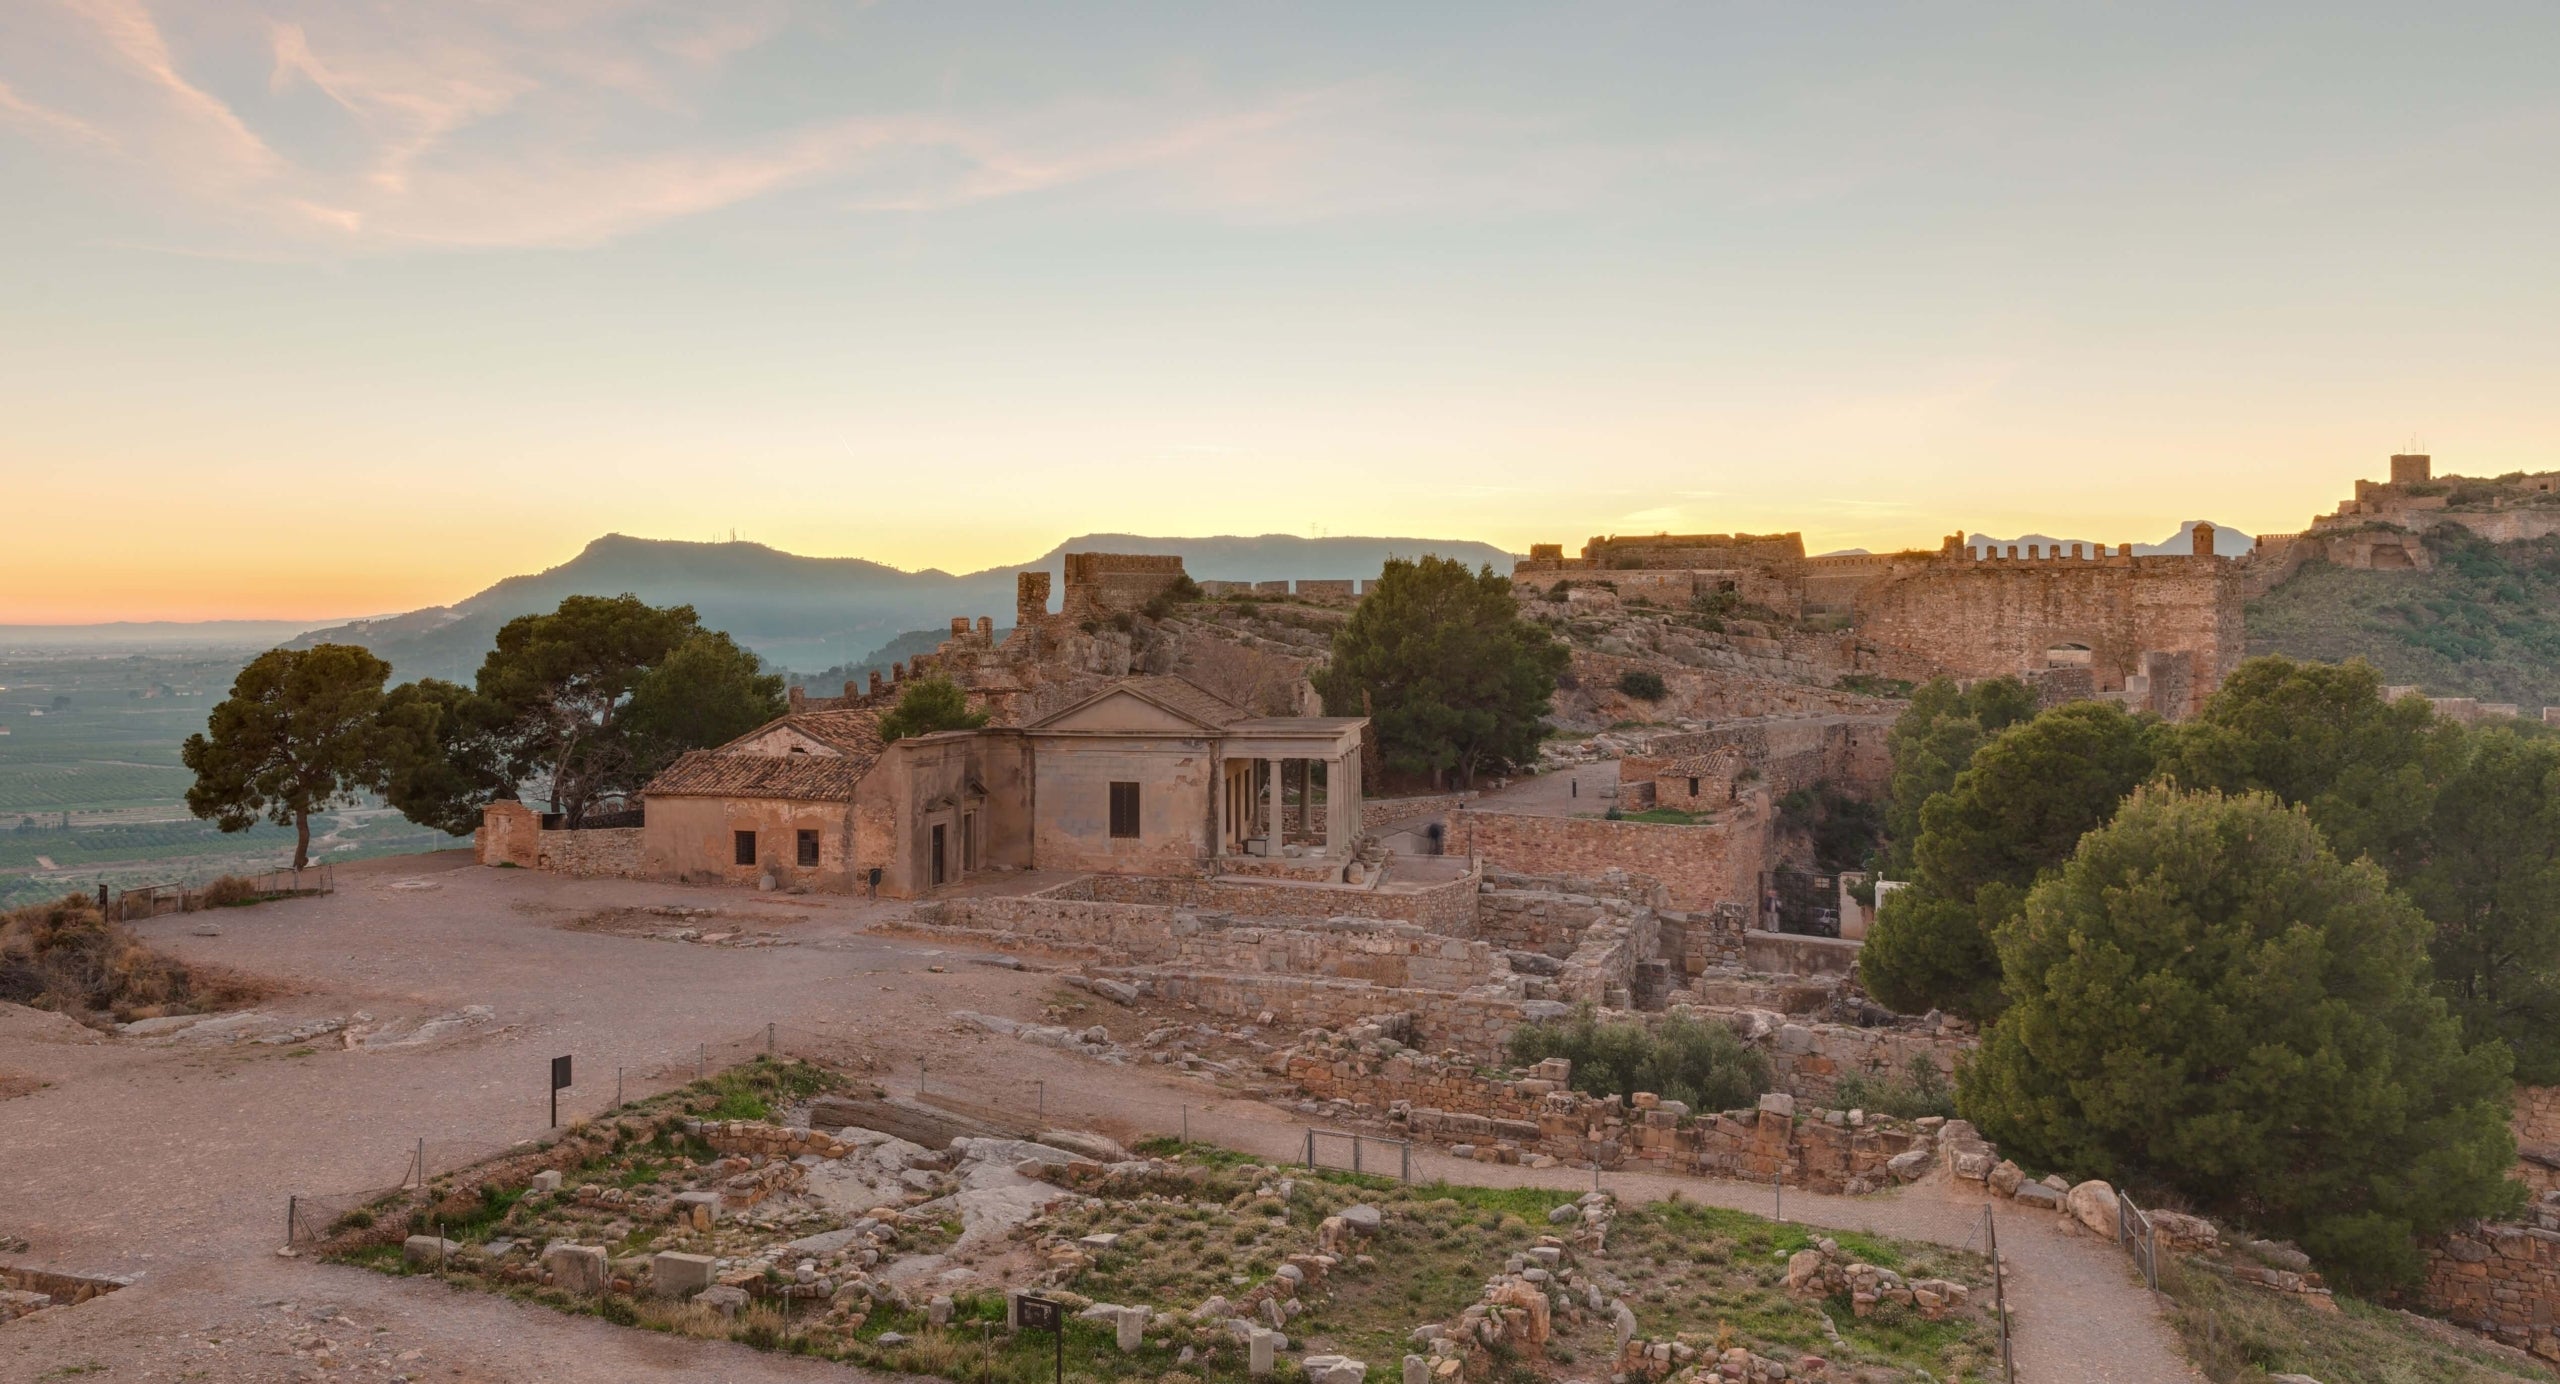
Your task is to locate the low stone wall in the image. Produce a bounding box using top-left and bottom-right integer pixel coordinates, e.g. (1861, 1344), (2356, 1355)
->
(539, 827), (645, 878)
(1279, 1041), (1923, 1194)
(908, 897), (1507, 992)
(1690, 1006), (1966, 1105)
(1074, 867), (1481, 932)
(2421, 1222), (2560, 1361)
(1139, 971), (1539, 1060)
(1361, 794), (1472, 832)
(1475, 886), (1633, 956)
(1740, 932), (1863, 977)
(1446, 806), (1766, 914)
(1554, 906), (1658, 1008)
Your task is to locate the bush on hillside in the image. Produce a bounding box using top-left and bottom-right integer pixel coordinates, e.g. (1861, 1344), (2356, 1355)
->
(1507, 1007), (1770, 1113)
(1615, 669), (1668, 701)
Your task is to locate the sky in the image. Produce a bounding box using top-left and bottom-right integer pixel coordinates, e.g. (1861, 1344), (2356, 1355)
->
(3, 2), (2558, 623)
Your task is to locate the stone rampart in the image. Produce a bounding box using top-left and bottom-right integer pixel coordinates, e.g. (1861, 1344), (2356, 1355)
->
(1853, 549), (2242, 719)
(2514, 1086), (2560, 1195)
(1446, 807), (1766, 914)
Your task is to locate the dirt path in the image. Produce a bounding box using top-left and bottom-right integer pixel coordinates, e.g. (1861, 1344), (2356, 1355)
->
(0, 853), (2192, 1382)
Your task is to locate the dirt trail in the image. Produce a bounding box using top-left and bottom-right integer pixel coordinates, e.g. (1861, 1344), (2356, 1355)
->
(0, 853), (2192, 1382)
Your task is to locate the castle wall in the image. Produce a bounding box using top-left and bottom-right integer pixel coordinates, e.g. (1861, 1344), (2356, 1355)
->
(1853, 550), (2241, 716)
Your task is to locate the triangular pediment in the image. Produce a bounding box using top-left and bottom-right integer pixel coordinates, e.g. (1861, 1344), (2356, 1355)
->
(1035, 688), (1211, 733)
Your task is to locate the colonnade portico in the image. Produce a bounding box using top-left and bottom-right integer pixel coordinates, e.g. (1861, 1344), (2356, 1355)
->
(1212, 717), (1367, 865)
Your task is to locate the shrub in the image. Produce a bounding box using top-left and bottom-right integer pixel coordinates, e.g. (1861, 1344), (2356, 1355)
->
(1507, 1007), (1770, 1112)
(199, 875), (260, 907)
(1829, 1056), (1955, 1120)
(1616, 670), (1668, 701)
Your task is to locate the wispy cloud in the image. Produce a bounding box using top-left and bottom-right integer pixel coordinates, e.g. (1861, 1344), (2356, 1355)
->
(0, 2), (1698, 255)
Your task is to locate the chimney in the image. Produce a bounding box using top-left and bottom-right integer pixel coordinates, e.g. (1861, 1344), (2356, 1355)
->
(788, 686), (805, 712)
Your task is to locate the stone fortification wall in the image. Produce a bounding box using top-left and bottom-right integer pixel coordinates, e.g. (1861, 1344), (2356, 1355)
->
(1446, 806), (1766, 914)
(1475, 886), (1639, 956)
(1059, 552), (1189, 619)
(1853, 548), (2242, 718)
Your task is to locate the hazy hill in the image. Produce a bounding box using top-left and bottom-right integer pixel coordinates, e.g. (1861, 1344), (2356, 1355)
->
(2249, 526), (2560, 706)
(289, 531), (1516, 680)
(1965, 521), (2256, 558)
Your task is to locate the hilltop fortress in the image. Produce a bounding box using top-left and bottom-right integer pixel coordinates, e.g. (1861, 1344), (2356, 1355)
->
(1514, 523), (2242, 718)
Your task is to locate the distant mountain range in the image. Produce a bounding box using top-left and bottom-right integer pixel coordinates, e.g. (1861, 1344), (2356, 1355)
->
(1962, 520), (2257, 559)
(282, 531), (1518, 680)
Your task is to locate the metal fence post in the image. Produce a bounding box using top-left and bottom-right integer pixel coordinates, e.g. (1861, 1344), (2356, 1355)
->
(616, 1066), (624, 1109)
(1773, 1166), (1783, 1222)
(1181, 1104), (1189, 1143)
(1304, 1128), (1315, 1168)
(286, 1195), (297, 1247)
(767, 1022), (776, 1056)
(1352, 1135), (1362, 1174)
(1987, 1204), (2013, 1384)
(1400, 1140), (1409, 1182)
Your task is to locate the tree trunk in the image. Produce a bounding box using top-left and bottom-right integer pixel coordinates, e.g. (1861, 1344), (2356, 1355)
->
(293, 809), (311, 872)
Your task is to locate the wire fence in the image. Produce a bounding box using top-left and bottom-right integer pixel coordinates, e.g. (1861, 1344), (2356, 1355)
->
(112, 863), (335, 921)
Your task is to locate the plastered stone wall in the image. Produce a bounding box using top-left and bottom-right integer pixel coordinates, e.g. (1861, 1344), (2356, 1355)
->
(1445, 805), (1767, 913)
(641, 797), (854, 891)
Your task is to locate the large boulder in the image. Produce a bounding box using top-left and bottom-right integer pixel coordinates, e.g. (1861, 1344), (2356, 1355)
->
(2066, 1180), (2120, 1237)
(2012, 1180), (2064, 1211)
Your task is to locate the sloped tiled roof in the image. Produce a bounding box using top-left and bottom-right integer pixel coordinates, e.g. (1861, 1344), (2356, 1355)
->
(646, 706), (890, 801)
(1651, 750), (1740, 778)
(644, 749), (869, 801)
(717, 707), (885, 758)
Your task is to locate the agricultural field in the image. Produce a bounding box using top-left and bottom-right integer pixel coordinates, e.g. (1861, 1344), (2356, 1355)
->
(0, 646), (457, 906)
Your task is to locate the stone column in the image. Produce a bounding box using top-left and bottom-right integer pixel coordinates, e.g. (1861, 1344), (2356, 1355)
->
(1320, 756), (1336, 857)
(1215, 757), (1230, 858)
(1264, 758), (1282, 856)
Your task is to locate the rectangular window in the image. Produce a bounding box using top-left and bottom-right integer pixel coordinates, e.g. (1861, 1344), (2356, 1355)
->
(796, 829), (820, 867)
(1109, 781), (1141, 839)
(1688, 777), (1700, 798)
(733, 830), (757, 866)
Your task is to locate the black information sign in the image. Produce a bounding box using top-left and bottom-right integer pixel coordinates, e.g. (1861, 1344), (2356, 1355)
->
(1015, 1295), (1061, 1331)
(1015, 1294), (1064, 1384)
(550, 1054), (573, 1126)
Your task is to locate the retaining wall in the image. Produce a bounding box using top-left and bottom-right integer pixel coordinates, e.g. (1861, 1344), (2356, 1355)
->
(1445, 806), (1766, 913)
(2421, 1222), (2560, 1361)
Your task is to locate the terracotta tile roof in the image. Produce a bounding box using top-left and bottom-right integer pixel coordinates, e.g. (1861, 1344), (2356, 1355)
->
(1650, 750), (1740, 778)
(778, 708), (888, 757)
(645, 707), (890, 801)
(644, 749), (869, 801)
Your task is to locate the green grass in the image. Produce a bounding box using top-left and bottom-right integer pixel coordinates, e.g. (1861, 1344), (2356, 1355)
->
(2160, 1252), (2555, 1383)
(1616, 807), (1710, 825)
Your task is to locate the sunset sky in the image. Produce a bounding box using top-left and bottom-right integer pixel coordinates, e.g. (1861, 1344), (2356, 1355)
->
(4, 2), (2557, 623)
